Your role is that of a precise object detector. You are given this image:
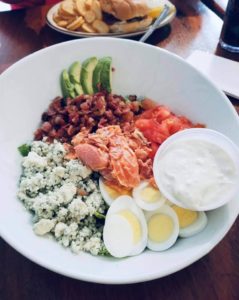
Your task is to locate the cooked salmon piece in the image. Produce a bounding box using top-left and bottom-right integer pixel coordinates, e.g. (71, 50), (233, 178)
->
(75, 125), (150, 189)
(75, 144), (109, 171)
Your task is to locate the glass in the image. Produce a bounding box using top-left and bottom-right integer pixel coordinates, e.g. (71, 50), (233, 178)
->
(219, 0), (239, 53)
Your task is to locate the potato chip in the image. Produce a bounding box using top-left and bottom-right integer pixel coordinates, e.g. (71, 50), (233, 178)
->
(92, 0), (102, 20)
(53, 13), (62, 23)
(75, 0), (87, 16)
(84, 10), (95, 23)
(92, 19), (109, 33)
(56, 20), (69, 28)
(81, 22), (96, 33)
(60, 0), (75, 17)
(85, 0), (93, 9)
(67, 16), (85, 30)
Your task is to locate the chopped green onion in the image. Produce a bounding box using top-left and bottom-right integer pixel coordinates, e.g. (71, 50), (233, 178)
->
(94, 211), (105, 220)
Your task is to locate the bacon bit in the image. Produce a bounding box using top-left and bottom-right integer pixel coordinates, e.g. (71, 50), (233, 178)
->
(77, 188), (88, 196)
(34, 93), (144, 143)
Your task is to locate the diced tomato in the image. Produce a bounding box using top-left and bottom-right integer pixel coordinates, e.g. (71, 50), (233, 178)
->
(137, 108), (155, 120)
(135, 119), (168, 144)
(136, 105), (205, 161)
(178, 116), (193, 126)
(154, 106), (172, 122)
(161, 116), (182, 134)
(141, 98), (158, 110)
(138, 106), (171, 121)
(149, 142), (159, 159)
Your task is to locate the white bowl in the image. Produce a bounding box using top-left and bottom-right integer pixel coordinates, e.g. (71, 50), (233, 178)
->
(153, 128), (239, 211)
(0, 38), (239, 284)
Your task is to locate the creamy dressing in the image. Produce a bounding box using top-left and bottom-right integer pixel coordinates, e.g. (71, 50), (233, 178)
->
(157, 140), (238, 209)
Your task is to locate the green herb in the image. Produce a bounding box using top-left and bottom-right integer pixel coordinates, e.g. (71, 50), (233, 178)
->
(94, 211), (105, 220)
(18, 144), (31, 157)
(98, 246), (111, 256)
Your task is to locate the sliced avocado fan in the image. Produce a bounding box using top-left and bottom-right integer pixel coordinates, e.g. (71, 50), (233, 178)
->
(61, 57), (113, 97)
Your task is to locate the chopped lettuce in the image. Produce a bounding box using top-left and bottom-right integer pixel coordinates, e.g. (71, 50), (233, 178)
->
(18, 144), (31, 157)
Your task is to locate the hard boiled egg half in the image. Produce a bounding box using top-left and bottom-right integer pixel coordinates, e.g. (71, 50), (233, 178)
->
(103, 195), (147, 258)
(145, 204), (179, 251)
(99, 177), (131, 206)
(171, 205), (208, 238)
(133, 181), (166, 211)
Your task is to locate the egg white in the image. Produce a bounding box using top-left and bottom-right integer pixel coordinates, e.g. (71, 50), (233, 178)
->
(179, 211), (208, 238)
(103, 196), (148, 258)
(103, 214), (135, 258)
(99, 177), (114, 206)
(145, 205), (179, 251)
(133, 181), (166, 211)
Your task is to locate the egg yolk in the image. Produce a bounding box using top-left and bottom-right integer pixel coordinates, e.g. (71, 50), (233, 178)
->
(140, 186), (161, 203)
(148, 214), (174, 243)
(148, 7), (164, 18)
(172, 205), (198, 228)
(120, 210), (142, 244)
(104, 184), (131, 200)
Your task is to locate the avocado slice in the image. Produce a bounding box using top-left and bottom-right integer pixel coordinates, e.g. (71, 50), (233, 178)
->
(69, 61), (81, 84)
(81, 57), (98, 94)
(61, 69), (76, 98)
(93, 58), (105, 93)
(68, 62), (84, 96)
(74, 83), (84, 95)
(100, 57), (112, 93)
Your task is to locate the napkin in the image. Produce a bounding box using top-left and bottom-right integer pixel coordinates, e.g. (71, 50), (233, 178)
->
(187, 50), (239, 100)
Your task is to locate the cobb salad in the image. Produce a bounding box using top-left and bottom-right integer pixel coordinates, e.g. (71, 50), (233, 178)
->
(17, 56), (209, 258)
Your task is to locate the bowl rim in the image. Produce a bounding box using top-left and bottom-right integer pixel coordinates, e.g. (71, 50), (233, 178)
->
(0, 37), (239, 284)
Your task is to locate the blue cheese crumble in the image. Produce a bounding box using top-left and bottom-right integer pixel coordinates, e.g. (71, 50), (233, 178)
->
(18, 140), (108, 256)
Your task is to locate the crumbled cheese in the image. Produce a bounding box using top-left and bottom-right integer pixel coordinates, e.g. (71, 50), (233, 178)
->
(85, 191), (104, 215)
(33, 219), (55, 236)
(83, 236), (102, 256)
(66, 160), (91, 180)
(18, 140), (107, 256)
(23, 152), (47, 170)
(19, 173), (45, 196)
(54, 222), (67, 238)
(68, 197), (89, 222)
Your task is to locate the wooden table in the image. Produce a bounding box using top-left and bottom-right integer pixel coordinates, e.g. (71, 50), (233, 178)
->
(0, 1), (239, 299)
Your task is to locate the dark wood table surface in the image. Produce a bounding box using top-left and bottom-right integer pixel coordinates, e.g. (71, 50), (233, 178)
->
(0, 0), (239, 299)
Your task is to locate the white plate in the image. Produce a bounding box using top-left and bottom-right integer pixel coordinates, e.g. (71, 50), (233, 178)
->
(0, 38), (239, 284)
(46, 1), (176, 38)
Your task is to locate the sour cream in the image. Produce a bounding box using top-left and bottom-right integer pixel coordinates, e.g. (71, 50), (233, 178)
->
(153, 129), (239, 211)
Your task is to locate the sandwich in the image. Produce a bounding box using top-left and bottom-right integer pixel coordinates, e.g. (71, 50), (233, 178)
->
(100, 0), (165, 33)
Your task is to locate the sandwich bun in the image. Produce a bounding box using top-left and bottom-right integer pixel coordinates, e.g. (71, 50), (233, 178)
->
(100, 0), (150, 21)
